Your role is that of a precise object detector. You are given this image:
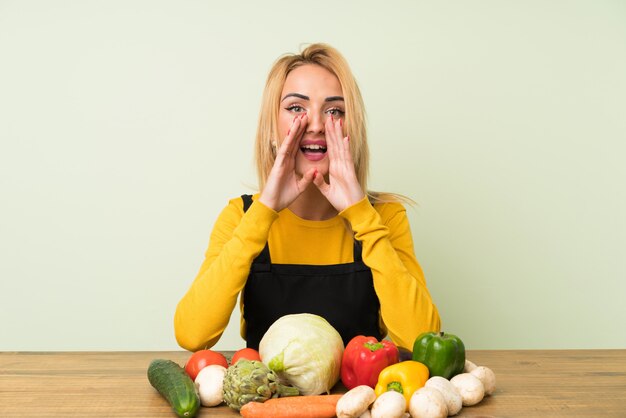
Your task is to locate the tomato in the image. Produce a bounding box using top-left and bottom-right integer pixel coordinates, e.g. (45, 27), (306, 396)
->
(231, 348), (261, 365)
(184, 349), (228, 381)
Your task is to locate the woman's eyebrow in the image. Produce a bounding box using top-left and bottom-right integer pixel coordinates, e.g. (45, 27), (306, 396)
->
(281, 93), (345, 102)
(281, 93), (309, 102)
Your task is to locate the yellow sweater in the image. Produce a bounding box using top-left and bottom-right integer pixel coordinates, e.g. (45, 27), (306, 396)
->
(174, 194), (440, 351)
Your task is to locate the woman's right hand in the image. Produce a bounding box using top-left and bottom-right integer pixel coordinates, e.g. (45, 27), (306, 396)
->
(258, 114), (316, 212)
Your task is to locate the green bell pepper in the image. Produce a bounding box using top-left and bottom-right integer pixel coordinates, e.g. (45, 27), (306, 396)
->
(412, 331), (465, 379)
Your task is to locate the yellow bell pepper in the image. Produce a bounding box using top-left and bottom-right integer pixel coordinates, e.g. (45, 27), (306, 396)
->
(374, 360), (429, 406)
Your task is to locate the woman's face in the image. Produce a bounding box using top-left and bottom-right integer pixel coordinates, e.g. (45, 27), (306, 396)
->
(278, 64), (345, 177)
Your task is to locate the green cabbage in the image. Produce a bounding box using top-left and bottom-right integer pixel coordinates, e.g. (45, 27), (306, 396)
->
(258, 313), (344, 395)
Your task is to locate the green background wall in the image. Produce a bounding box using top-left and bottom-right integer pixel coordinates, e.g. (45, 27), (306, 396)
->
(1, 0), (624, 351)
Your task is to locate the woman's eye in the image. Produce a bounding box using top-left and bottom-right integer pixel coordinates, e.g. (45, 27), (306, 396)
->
(286, 105), (305, 113)
(327, 108), (345, 117)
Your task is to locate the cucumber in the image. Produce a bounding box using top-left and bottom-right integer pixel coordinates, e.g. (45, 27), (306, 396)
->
(148, 359), (200, 417)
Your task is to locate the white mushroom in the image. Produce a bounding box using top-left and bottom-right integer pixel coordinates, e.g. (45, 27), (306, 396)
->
(409, 387), (448, 418)
(371, 391), (406, 418)
(336, 385), (377, 418)
(463, 359), (478, 372)
(194, 364), (227, 407)
(358, 410), (372, 418)
(450, 373), (485, 406)
(470, 366), (497, 395)
(425, 376), (462, 416)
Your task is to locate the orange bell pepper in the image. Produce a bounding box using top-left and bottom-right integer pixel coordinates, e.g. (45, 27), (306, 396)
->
(374, 360), (429, 407)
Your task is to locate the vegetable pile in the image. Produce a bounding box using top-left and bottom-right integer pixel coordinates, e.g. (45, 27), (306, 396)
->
(336, 334), (496, 418)
(148, 315), (497, 418)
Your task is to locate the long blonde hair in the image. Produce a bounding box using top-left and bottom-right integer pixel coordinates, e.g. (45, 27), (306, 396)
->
(254, 43), (412, 205)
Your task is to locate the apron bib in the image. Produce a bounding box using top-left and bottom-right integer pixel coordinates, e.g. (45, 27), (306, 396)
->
(241, 194), (382, 349)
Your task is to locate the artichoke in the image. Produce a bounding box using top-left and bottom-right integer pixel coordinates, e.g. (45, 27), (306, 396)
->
(222, 359), (299, 410)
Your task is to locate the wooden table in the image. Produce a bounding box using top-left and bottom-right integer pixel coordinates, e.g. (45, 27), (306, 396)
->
(1, 350), (625, 417)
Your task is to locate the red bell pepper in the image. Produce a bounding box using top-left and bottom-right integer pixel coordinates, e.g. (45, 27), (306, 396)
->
(340, 335), (400, 390)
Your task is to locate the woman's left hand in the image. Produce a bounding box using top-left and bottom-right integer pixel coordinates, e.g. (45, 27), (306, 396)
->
(313, 116), (365, 212)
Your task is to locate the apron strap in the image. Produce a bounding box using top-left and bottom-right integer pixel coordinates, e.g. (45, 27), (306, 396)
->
(241, 194), (253, 211)
(241, 194), (271, 265)
(353, 240), (363, 262)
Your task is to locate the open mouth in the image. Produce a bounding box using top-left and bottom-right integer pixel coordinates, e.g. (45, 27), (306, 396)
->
(300, 144), (327, 154)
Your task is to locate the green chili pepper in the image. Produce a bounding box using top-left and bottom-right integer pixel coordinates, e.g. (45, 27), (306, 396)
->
(412, 331), (465, 379)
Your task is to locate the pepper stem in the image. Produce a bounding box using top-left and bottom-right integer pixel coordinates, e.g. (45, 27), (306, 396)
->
(363, 342), (385, 351)
(386, 381), (404, 394)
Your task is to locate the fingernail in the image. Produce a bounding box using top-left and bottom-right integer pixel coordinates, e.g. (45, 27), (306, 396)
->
(287, 128), (291, 135)
(340, 118), (343, 127)
(347, 135), (350, 141)
(331, 114), (334, 122)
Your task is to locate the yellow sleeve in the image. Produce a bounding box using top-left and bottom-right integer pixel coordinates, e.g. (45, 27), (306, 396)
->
(340, 197), (441, 349)
(174, 195), (278, 351)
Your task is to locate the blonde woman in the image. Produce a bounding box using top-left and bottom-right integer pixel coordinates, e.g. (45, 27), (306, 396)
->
(175, 43), (440, 351)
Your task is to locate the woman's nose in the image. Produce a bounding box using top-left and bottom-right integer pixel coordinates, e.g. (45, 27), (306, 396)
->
(305, 110), (326, 133)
